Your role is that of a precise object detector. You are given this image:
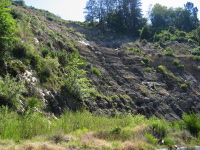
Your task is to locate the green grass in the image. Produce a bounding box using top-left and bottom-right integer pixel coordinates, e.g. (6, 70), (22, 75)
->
(180, 84), (187, 88)
(182, 113), (200, 136)
(0, 107), (200, 149)
(173, 59), (179, 65)
(91, 67), (101, 76)
(145, 67), (152, 72)
(158, 65), (181, 81)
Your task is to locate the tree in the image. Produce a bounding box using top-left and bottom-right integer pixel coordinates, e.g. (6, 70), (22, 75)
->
(84, 0), (98, 24)
(184, 2), (199, 31)
(149, 2), (199, 32)
(149, 4), (170, 29)
(12, 0), (25, 6)
(84, 0), (145, 33)
(140, 25), (151, 39)
(0, 0), (17, 55)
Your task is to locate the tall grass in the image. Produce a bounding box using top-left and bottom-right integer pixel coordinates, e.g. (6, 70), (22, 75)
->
(0, 106), (50, 141)
(0, 107), (137, 141)
(182, 112), (200, 136)
(1, 106), (200, 148)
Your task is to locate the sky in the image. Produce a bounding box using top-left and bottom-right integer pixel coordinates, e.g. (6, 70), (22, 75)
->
(24, 0), (200, 22)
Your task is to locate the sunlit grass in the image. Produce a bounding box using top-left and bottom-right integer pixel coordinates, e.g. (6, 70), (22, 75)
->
(0, 106), (200, 149)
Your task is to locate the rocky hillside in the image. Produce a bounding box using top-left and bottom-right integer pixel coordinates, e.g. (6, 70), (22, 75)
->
(2, 3), (200, 121)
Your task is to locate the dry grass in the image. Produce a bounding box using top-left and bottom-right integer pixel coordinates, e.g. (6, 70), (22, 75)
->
(81, 132), (112, 149)
(0, 141), (66, 150)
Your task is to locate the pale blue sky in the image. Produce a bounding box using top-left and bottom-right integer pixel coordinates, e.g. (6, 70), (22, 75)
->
(24, 0), (200, 22)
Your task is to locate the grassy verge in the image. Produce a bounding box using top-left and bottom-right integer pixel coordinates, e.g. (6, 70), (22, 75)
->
(0, 107), (200, 150)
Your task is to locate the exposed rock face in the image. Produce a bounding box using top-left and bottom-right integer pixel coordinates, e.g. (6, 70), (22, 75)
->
(76, 37), (200, 120)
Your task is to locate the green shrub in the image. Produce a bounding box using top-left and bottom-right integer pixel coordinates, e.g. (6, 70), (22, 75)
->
(108, 127), (132, 141)
(145, 67), (152, 72)
(150, 119), (169, 138)
(57, 51), (68, 66)
(0, 74), (27, 107)
(25, 97), (42, 112)
(38, 57), (60, 78)
(180, 84), (187, 88)
(140, 25), (151, 40)
(166, 47), (172, 52)
(158, 65), (181, 81)
(10, 8), (24, 20)
(178, 64), (184, 68)
(168, 26), (176, 34)
(197, 66), (200, 70)
(165, 51), (174, 56)
(104, 84), (110, 88)
(145, 133), (157, 145)
(143, 58), (150, 64)
(91, 67), (101, 76)
(12, 42), (28, 58)
(62, 68), (90, 100)
(127, 47), (141, 53)
(41, 47), (51, 58)
(191, 47), (200, 56)
(7, 60), (27, 75)
(158, 65), (167, 73)
(0, 0), (18, 55)
(163, 137), (175, 145)
(193, 56), (200, 61)
(182, 113), (200, 136)
(173, 60), (179, 65)
(141, 39), (148, 45)
(47, 40), (53, 49)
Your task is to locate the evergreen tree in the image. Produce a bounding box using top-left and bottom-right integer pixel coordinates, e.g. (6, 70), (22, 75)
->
(84, 0), (144, 33)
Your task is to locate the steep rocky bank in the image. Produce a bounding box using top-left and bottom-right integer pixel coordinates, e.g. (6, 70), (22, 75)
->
(5, 4), (200, 121)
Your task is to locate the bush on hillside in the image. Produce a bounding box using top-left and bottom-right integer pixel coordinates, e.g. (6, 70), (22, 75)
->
(182, 112), (200, 136)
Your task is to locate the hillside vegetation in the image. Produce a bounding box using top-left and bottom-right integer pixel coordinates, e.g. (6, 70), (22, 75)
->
(0, 0), (200, 149)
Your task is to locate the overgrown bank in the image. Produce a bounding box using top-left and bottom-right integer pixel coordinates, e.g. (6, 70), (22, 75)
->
(1, 106), (200, 149)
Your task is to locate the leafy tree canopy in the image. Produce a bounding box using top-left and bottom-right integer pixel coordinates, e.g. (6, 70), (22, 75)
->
(149, 2), (199, 32)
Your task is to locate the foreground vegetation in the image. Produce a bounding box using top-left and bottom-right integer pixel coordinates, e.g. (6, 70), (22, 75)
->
(0, 106), (200, 149)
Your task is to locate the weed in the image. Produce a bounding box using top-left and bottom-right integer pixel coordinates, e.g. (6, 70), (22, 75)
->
(143, 58), (150, 64)
(158, 65), (181, 81)
(193, 56), (200, 61)
(165, 51), (174, 56)
(145, 133), (157, 145)
(191, 47), (200, 56)
(0, 74), (27, 107)
(150, 119), (169, 139)
(145, 67), (152, 72)
(127, 47), (141, 53)
(163, 137), (175, 146)
(141, 39), (148, 46)
(178, 64), (184, 68)
(180, 84), (187, 88)
(109, 95), (119, 99)
(91, 67), (101, 77)
(182, 113), (200, 136)
(104, 84), (110, 88)
(166, 47), (172, 52)
(173, 60), (179, 65)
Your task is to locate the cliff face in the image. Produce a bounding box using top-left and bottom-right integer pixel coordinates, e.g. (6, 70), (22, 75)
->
(4, 4), (200, 120)
(78, 38), (200, 121)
